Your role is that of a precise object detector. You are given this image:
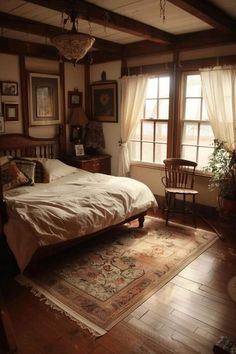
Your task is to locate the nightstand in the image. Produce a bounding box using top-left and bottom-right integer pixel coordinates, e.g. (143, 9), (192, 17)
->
(63, 154), (111, 174)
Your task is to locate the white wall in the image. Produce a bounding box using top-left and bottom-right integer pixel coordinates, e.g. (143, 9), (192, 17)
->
(0, 54), (23, 134)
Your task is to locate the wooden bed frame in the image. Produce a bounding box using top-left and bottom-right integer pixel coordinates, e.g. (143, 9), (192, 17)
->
(0, 134), (146, 269)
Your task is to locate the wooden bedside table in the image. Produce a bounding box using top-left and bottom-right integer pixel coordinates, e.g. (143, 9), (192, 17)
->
(63, 154), (111, 174)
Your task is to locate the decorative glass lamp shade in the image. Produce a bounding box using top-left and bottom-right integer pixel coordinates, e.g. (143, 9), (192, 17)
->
(51, 33), (95, 63)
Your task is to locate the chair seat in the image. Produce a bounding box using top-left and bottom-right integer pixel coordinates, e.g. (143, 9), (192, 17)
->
(165, 187), (199, 195)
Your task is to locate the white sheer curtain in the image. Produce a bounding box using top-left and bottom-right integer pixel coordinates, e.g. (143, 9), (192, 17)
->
(118, 75), (148, 176)
(200, 66), (236, 150)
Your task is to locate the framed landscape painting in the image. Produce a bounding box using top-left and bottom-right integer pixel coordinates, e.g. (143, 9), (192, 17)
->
(29, 73), (61, 126)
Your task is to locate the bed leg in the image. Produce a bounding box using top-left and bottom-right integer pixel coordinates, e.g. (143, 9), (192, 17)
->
(138, 215), (145, 228)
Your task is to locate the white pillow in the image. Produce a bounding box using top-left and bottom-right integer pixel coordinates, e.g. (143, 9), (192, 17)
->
(41, 158), (77, 182)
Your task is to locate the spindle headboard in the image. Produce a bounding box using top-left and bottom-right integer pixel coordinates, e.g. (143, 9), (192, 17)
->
(0, 134), (59, 202)
(0, 134), (58, 159)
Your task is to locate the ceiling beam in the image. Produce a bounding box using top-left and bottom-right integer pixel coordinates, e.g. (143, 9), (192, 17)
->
(168, 0), (236, 34)
(0, 37), (58, 60)
(0, 12), (122, 54)
(25, 0), (175, 44)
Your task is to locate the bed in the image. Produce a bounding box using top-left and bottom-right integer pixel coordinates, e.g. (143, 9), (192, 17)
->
(0, 134), (157, 272)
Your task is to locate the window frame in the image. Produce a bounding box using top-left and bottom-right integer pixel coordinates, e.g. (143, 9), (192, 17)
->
(130, 71), (174, 165)
(179, 71), (214, 170)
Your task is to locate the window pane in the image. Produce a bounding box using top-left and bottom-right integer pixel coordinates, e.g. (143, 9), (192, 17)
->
(132, 122), (141, 139)
(145, 99), (157, 119)
(182, 145), (197, 162)
(130, 142), (140, 161)
(186, 75), (201, 97)
(199, 124), (214, 146)
(185, 98), (201, 120)
(198, 147), (214, 169)
(143, 121), (154, 141)
(155, 122), (167, 142)
(146, 78), (158, 99)
(159, 77), (170, 98)
(142, 142), (153, 162)
(182, 122), (198, 145)
(202, 101), (208, 120)
(155, 143), (167, 163)
(158, 99), (169, 119)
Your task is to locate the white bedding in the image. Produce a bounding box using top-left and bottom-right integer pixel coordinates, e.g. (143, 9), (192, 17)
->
(4, 169), (157, 271)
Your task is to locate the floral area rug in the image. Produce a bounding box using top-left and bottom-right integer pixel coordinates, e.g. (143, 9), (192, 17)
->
(17, 216), (218, 336)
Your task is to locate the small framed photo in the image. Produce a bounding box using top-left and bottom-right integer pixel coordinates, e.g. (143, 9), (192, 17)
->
(75, 144), (85, 156)
(1, 81), (18, 96)
(68, 91), (82, 108)
(0, 115), (5, 133)
(91, 81), (118, 122)
(5, 103), (19, 122)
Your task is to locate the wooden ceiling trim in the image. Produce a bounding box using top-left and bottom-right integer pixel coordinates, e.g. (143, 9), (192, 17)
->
(0, 37), (59, 60)
(0, 12), (122, 54)
(168, 0), (236, 34)
(25, 0), (175, 44)
(175, 29), (236, 50)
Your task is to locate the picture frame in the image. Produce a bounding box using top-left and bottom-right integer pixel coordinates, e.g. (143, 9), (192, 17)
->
(75, 144), (85, 156)
(0, 115), (5, 133)
(1, 81), (18, 96)
(28, 72), (61, 126)
(5, 103), (19, 122)
(68, 91), (82, 108)
(91, 81), (118, 122)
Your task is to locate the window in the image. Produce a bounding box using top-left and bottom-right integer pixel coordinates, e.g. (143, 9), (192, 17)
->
(181, 73), (214, 169)
(130, 76), (170, 164)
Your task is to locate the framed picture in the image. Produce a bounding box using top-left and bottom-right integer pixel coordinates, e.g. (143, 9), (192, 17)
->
(91, 81), (118, 122)
(0, 116), (4, 133)
(75, 144), (85, 156)
(1, 81), (18, 96)
(5, 103), (19, 122)
(68, 91), (82, 108)
(29, 72), (61, 126)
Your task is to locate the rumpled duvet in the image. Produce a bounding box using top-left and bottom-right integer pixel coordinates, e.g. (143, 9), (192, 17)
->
(4, 170), (157, 271)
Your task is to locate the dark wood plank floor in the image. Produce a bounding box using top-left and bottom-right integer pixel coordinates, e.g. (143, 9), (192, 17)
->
(1, 211), (236, 354)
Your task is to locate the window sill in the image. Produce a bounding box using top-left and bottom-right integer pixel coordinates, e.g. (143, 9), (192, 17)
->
(130, 161), (212, 178)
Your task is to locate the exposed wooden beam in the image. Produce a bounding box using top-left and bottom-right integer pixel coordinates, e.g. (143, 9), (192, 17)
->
(0, 37), (59, 60)
(168, 0), (236, 34)
(25, 0), (174, 44)
(0, 12), (122, 54)
(175, 29), (236, 50)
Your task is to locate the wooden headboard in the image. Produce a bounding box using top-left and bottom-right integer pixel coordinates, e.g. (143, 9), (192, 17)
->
(0, 134), (59, 204)
(0, 134), (58, 159)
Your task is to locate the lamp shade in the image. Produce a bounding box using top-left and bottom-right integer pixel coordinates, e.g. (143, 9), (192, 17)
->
(51, 33), (95, 63)
(68, 106), (89, 126)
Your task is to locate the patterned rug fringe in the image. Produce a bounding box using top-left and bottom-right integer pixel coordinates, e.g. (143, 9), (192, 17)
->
(16, 274), (106, 337)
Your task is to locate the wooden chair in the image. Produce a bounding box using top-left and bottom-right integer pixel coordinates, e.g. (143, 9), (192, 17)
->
(162, 158), (199, 227)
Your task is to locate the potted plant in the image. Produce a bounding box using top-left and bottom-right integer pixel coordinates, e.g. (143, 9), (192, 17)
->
(205, 139), (236, 214)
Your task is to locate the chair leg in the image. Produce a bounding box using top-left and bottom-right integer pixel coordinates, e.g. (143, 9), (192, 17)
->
(192, 194), (197, 228)
(166, 192), (172, 226)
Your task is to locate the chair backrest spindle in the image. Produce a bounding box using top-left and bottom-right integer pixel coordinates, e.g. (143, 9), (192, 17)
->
(163, 158), (197, 190)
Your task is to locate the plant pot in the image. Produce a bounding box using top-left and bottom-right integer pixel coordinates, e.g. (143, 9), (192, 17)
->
(219, 196), (236, 214)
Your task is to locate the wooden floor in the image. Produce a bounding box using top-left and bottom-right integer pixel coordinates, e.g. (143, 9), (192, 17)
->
(1, 212), (236, 354)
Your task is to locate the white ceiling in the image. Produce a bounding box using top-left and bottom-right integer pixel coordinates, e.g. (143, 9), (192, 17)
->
(0, 0), (235, 51)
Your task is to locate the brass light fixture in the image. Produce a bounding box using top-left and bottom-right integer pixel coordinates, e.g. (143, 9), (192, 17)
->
(51, 10), (95, 64)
